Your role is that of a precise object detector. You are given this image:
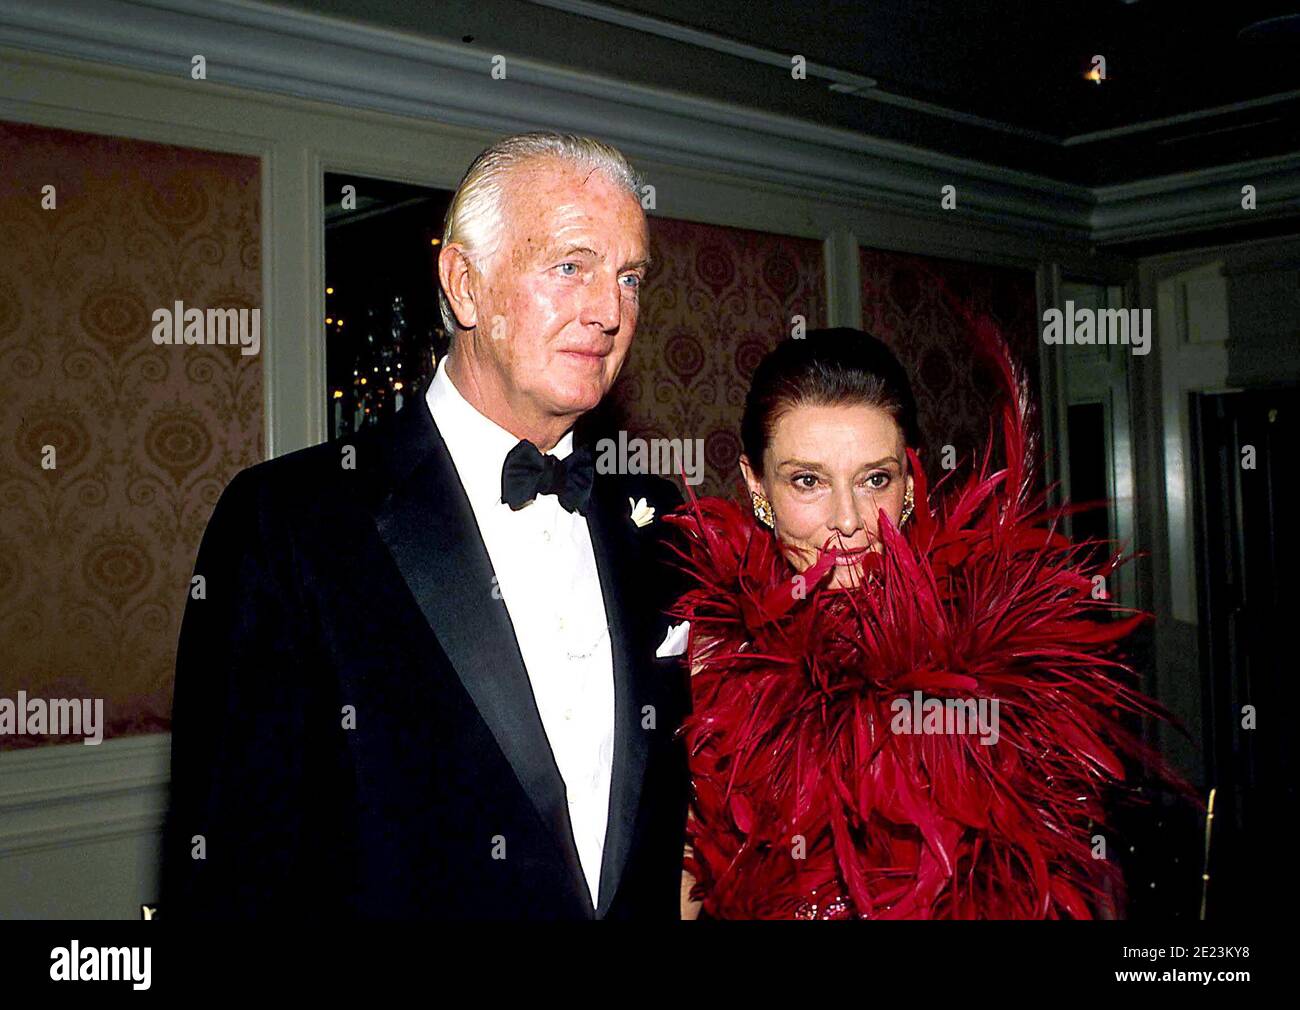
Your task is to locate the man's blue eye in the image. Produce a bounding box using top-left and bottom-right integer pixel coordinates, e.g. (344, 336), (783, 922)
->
(621, 274), (641, 289)
(558, 262), (578, 276)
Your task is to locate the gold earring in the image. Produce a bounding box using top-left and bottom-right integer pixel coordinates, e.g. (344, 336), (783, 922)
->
(751, 490), (774, 529)
(900, 485), (914, 526)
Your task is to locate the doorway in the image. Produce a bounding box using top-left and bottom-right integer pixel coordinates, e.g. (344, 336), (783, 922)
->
(1191, 386), (1297, 919)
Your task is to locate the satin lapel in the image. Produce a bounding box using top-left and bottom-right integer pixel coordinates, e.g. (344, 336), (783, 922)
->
(586, 478), (651, 917)
(369, 403), (591, 912)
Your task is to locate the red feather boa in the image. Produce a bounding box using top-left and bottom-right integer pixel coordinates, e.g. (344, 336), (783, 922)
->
(663, 314), (1186, 920)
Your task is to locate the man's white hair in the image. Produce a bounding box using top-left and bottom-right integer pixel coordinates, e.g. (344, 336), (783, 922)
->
(438, 131), (644, 335)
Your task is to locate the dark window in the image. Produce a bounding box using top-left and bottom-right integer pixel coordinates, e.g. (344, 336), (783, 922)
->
(324, 173), (453, 439)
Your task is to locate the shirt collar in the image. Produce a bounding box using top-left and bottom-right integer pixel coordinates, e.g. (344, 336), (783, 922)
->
(425, 354), (574, 512)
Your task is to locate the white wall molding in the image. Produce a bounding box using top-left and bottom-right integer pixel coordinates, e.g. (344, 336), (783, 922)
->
(822, 228), (862, 329)
(1148, 259), (1232, 628)
(5, 0), (1296, 247)
(0, 0), (1089, 239)
(0, 735), (169, 918)
(1056, 280), (1138, 608)
(1092, 152), (1300, 243)
(0, 734), (169, 857)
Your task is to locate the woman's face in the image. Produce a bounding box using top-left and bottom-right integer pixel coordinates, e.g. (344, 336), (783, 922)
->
(741, 401), (912, 589)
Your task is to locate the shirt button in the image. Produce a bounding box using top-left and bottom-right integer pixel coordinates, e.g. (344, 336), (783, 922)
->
(542, 530), (551, 543)
(564, 708), (573, 720)
(558, 616), (567, 631)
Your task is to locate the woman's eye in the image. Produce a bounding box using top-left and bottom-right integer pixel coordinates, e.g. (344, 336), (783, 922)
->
(793, 474), (819, 490)
(861, 472), (890, 490)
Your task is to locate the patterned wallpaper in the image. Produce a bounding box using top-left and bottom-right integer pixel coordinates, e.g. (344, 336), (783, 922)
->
(0, 122), (262, 750)
(595, 217), (827, 499)
(0, 127), (1038, 751)
(858, 247), (1041, 483)
(596, 224), (1039, 501)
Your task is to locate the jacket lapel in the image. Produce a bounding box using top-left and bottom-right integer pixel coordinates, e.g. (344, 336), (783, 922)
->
(586, 477), (652, 917)
(368, 400), (592, 913)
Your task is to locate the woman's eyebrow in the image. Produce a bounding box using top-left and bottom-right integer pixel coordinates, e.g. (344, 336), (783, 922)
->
(778, 456), (900, 471)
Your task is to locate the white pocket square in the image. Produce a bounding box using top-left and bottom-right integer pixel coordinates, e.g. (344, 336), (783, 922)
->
(655, 620), (691, 658)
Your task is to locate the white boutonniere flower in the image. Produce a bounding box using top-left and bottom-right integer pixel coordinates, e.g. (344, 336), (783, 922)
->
(629, 496), (655, 528)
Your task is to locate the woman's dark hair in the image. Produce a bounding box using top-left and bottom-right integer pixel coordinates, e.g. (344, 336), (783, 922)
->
(740, 327), (922, 477)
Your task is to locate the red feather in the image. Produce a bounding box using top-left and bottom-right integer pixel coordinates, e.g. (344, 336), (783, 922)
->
(665, 309), (1192, 920)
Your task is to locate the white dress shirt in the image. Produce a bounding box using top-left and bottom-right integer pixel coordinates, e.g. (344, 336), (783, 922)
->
(425, 356), (614, 905)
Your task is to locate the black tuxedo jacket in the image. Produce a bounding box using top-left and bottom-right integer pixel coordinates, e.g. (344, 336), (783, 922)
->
(161, 391), (690, 919)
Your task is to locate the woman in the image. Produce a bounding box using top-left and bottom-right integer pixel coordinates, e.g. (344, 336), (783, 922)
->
(667, 323), (1183, 920)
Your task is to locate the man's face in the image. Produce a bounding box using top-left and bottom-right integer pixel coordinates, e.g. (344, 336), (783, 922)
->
(452, 158), (649, 422)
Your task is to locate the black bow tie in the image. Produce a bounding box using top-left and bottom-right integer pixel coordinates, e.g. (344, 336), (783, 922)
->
(501, 439), (595, 514)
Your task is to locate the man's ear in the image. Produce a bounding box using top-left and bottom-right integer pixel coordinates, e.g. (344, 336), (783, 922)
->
(438, 243), (479, 331)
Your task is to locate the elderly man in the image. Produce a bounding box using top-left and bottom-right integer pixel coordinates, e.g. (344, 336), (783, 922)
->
(162, 133), (688, 919)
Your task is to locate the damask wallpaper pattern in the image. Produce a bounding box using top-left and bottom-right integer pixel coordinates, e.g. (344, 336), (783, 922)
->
(0, 122), (262, 749)
(599, 216), (828, 499)
(858, 247), (1041, 483)
(601, 224), (1039, 500)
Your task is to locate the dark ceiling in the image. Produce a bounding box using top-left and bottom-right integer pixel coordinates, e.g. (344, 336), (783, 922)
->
(272, 0), (1300, 187)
